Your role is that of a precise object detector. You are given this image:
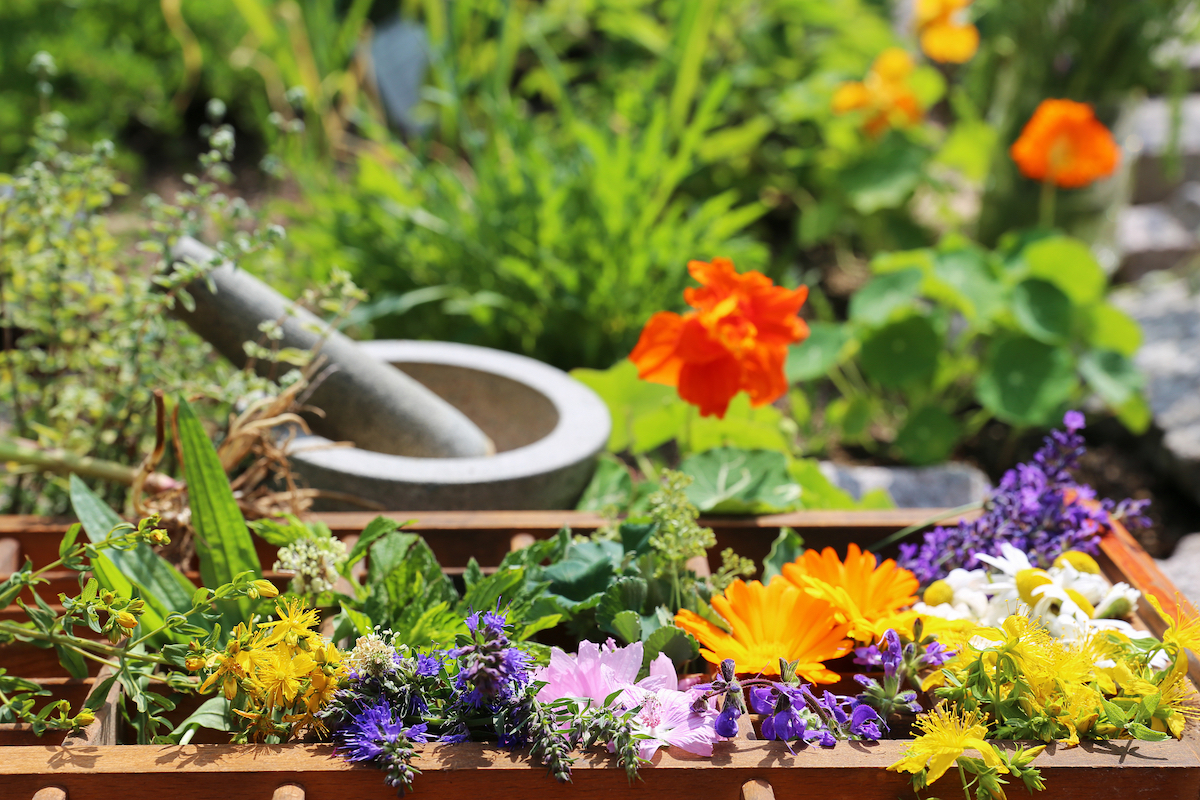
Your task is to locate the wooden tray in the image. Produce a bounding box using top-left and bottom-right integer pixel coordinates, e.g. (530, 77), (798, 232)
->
(2, 511), (1198, 800)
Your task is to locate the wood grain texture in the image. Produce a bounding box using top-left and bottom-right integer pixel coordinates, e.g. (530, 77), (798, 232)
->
(31, 787), (66, 800)
(740, 778), (774, 800)
(1, 736), (1197, 800)
(272, 784), (305, 800)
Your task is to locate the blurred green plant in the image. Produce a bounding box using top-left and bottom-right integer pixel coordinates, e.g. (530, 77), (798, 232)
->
(785, 231), (1148, 465)
(0, 1), (260, 172)
(0, 109), (293, 515)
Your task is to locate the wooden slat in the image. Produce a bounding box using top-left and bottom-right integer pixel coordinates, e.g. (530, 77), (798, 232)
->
(0, 734), (1197, 800)
(1, 509), (972, 572)
(63, 667), (120, 747)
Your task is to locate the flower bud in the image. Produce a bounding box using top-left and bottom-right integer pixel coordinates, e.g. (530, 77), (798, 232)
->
(72, 709), (95, 727)
(720, 659), (736, 682)
(185, 656), (206, 671)
(116, 611), (139, 629)
(101, 590), (115, 605)
(252, 579), (279, 599)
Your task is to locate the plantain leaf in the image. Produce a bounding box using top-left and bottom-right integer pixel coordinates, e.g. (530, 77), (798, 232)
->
(176, 398), (261, 630)
(69, 475), (198, 644)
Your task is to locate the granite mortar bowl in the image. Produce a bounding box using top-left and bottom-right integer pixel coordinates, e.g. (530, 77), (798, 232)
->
(286, 340), (612, 510)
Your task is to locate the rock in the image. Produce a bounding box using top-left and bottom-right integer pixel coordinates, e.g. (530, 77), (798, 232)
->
(1155, 532), (1200, 608)
(1128, 95), (1200, 204)
(1112, 273), (1200, 507)
(171, 237), (493, 459)
(817, 462), (991, 509)
(1115, 202), (1198, 281)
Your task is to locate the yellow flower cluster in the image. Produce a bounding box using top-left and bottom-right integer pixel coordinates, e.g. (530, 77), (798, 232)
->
(933, 613), (1196, 747)
(188, 598), (346, 741)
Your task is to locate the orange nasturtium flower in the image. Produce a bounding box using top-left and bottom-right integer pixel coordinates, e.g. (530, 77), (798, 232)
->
(781, 543), (920, 643)
(832, 48), (924, 136)
(916, 0), (979, 64)
(629, 257), (809, 419)
(674, 578), (852, 682)
(1010, 99), (1120, 189)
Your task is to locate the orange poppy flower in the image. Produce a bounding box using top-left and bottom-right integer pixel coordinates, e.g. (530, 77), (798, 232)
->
(916, 0), (979, 64)
(780, 543), (920, 642)
(1010, 99), (1120, 189)
(674, 578), (852, 682)
(629, 257), (808, 419)
(832, 48), (924, 136)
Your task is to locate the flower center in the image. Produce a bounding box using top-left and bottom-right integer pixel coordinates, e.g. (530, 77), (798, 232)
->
(637, 693), (664, 729)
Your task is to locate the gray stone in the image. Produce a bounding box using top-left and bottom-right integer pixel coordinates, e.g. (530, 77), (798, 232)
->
(1115, 202), (1198, 281)
(287, 340), (612, 510)
(1128, 95), (1200, 203)
(171, 237), (493, 459)
(1112, 273), (1200, 505)
(1156, 532), (1200, 608)
(817, 462), (991, 509)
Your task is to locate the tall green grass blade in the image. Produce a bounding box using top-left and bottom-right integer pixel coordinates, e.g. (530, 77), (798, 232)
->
(176, 397), (261, 629)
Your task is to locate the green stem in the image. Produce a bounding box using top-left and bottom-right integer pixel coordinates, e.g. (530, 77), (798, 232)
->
(0, 622), (169, 666)
(867, 502), (983, 553)
(1038, 178), (1056, 230)
(957, 760), (972, 800)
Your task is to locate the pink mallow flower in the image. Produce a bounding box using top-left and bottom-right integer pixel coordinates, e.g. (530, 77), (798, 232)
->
(533, 639), (722, 760)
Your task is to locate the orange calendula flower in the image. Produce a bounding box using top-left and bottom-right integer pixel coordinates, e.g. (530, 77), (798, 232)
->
(1010, 99), (1120, 189)
(780, 543), (919, 642)
(916, 0), (979, 64)
(629, 257), (808, 419)
(832, 48), (924, 136)
(674, 578), (852, 682)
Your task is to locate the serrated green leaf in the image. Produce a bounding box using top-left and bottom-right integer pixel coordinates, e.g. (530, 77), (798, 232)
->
(643, 625), (700, 672)
(607, 610), (642, 644)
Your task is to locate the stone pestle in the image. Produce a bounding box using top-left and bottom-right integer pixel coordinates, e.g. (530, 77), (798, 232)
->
(170, 237), (494, 458)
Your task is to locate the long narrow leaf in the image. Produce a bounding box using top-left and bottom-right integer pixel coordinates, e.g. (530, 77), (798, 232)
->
(69, 475), (198, 643)
(176, 398), (261, 629)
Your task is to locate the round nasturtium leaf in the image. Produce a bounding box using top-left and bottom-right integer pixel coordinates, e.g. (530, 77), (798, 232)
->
(1012, 278), (1072, 344)
(1020, 236), (1106, 306)
(894, 406), (962, 465)
(1079, 348), (1144, 407)
(849, 269), (924, 326)
(977, 335), (1078, 426)
(786, 322), (850, 382)
(859, 315), (941, 389)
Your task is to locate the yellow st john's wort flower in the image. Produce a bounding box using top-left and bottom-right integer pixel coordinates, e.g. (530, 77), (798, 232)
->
(1146, 592), (1200, 674)
(255, 649), (317, 707)
(889, 706), (1007, 785)
(916, 0), (979, 64)
(257, 597), (322, 648)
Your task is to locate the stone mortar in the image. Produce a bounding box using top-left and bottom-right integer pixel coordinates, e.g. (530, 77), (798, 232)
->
(287, 341), (612, 510)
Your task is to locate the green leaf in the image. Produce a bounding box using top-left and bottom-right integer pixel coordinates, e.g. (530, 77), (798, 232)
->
(58, 523), (80, 559)
(762, 528), (804, 582)
(69, 475), (197, 643)
(608, 610), (643, 644)
(786, 322), (850, 382)
(678, 447), (801, 514)
(169, 696), (231, 742)
(1020, 237), (1106, 306)
(1079, 349), (1144, 408)
(576, 456), (634, 511)
(598, 577), (648, 629)
(643, 625), (700, 672)
(176, 399), (261, 630)
(689, 393), (790, 453)
(1101, 698), (1129, 728)
(849, 269), (924, 326)
(787, 458), (858, 510)
(928, 248), (1003, 324)
(936, 119), (998, 181)
(894, 406), (962, 465)
(977, 336), (1078, 426)
(859, 316), (941, 389)
(1127, 722), (1170, 742)
(571, 360), (683, 452)
(842, 136), (928, 214)
(1085, 303), (1142, 357)
(1012, 279), (1072, 343)
(346, 516), (405, 568)
(1116, 394), (1153, 434)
